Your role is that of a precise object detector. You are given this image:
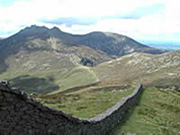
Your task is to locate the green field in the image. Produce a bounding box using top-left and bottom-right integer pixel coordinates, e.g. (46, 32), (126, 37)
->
(110, 87), (180, 135)
(32, 87), (180, 134)
(31, 86), (134, 118)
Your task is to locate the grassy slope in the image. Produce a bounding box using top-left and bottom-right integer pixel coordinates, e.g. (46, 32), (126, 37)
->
(110, 88), (180, 135)
(0, 50), (98, 94)
(0, 66), (98, 94)
(0, 67), (98, 94)
(31, 86), (134, 119)
(49, 65), (99, 94)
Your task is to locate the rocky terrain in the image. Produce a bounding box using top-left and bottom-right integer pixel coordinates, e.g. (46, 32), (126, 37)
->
(94, 51), (180, 88)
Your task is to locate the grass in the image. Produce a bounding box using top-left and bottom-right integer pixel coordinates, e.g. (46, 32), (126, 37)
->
(110, 87), (180, 135)
(150, 77), (180, 88)
(31, 86), (134, 119)
(49, 65), (99, 94)
(0, 65), (98, 94)
(9, 75), (60, 94)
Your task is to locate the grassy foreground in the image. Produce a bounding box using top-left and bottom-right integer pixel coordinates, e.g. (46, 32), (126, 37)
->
(110, 87), (180, 135)
(31, 86), (134, 119)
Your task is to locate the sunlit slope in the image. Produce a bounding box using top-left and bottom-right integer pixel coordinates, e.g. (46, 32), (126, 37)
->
(94, 51), (180, 87)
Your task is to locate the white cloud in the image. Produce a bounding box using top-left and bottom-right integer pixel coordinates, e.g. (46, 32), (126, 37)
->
(165, 0), (180, 35)
(0, 0), (179, 42)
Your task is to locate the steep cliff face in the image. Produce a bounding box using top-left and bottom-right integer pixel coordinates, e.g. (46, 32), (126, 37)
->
(0, 81), (143, 135)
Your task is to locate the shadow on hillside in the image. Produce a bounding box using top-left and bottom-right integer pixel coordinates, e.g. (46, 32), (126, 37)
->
(108, 88), (145, 135)
(10, 75), (60, 94)
(0, 61), (8, 74)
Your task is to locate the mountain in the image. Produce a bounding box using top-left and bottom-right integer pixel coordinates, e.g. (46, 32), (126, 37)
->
(77, 32), (166, 56)
(0, 25), (166, 71)
(0, 25), (167, 93)
(140, 40), (180, 50)
(0, 25), (112, 72)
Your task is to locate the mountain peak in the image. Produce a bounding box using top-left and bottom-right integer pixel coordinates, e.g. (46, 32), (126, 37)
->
(21, 25), (62, 33)
(50, 26), (63, 34)
(51, 26), (61, 31)
(21, 25), (49, 33)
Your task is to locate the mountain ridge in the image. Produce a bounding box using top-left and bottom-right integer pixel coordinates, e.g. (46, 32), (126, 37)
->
(0, 25), (171, 94)
(0, 25), (166, 73)
(0, 25), (166, 55)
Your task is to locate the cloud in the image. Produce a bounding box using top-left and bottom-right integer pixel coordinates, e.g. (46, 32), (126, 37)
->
(40, 17), (99, 27)
(0, 0), (179, 42)
(39, 3), (165, 27)
(126, 3), (165, 19)
(103, 3), (165, 20)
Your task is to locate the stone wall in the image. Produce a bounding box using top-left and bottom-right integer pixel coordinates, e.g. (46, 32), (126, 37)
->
(0, 81), (143, 135)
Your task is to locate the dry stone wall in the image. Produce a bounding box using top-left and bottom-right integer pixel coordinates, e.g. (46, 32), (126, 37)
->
(0, 80), (143, 135)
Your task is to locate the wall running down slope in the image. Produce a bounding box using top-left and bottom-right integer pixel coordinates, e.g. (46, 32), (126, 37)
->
(0, 81), (143, 135)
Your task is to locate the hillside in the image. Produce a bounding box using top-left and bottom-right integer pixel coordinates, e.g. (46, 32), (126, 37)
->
(94, 51), (180, 88)
(0, 25), (166, 94)
(77, 32), (166, 56)
(110, 87), (180, 135)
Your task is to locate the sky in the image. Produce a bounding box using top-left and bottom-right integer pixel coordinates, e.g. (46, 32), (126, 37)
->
(0, 0), (180, 42)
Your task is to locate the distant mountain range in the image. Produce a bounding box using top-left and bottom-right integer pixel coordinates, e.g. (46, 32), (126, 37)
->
(140, 40), (180, 50)
(0, 25), (166, 55)
(0, 25), (171, 93)
(149, 42), (180, 51)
